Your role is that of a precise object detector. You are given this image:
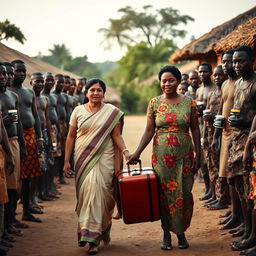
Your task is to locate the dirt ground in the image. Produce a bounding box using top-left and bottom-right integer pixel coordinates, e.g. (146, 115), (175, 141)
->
(9, 116), (239, 256)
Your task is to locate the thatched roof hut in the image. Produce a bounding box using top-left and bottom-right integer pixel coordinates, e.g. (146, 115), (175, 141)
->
(0, 43), (121, 107)
(169, 6), (256, 65)
(214, 17), (256, 54)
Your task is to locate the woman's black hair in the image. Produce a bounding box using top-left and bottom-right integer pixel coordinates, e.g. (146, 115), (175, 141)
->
(158, 65), (181, 81)
(85, 78), (106, 93)
(83, 78), (106, 104)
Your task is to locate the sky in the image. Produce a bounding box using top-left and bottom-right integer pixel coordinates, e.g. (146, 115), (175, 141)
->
(1, 0), (255, 62)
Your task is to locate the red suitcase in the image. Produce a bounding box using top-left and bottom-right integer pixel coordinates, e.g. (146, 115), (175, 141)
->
(116, 161), (160, 224)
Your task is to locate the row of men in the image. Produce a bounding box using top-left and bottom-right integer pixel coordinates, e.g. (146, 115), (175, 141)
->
(181, 45), (256, 255)
(0, 60), (87, 255)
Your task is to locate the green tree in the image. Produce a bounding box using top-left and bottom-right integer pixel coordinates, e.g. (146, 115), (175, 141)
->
(48, 44), (72, 70)
(65, 55), (101, 78)
(118, 39), (177, 83)
(99, 5), (194, 49)
(0, 19), (26, 44)
(35, 47), (102, 78)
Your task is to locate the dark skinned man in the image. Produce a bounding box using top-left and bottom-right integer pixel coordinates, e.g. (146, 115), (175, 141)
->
(0, 66), (15, 255)
(75, 78), (86, 104)
(0, 62), (27, 237)
(9, 60), (43, 223)
(196, 63), (217, 201)
(32, 72), (53, 204)
(226, 46), (256, 253)
(202, 66), (227, 208)
(53, 74), (69, 185)
(211, 50), (239, 217)
(42, 72), (61, 197)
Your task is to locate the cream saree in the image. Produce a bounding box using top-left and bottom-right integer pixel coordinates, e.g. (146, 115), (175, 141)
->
(74, 104), (123, 246)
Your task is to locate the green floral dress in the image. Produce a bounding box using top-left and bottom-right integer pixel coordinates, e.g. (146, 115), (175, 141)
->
(147, 96), (197, 234)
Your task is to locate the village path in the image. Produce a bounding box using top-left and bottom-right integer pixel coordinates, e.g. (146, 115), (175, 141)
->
(9, 116), (238, 256)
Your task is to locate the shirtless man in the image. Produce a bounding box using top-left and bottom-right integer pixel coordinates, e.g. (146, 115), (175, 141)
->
(53, 74), (69, 184)
(9, 60), (43, 223)
(185, 71), (200, 100)
(202, 66), (227, 208)
(226, 46), (256, 252)
(3, 62), (15, 87)
(243, 115), (256, 256)
(196, 63), (217, 200)
(0, 66), (15, 255)
(0, 62), (27, 236)
(31, 72), (53, 203)
(0, 105), (14, 255)
(63, 76), (76, 121)
(42, 72), (62, 196)
(211, 50), (239, 214)
(75, 78), (86, 104)
(69, 78), (79, 108)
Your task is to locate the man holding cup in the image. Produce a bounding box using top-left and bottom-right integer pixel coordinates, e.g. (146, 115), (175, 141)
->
(196, 63), (217, 201)
(0, 62), (27, 236)
(227, 46), (256, 252)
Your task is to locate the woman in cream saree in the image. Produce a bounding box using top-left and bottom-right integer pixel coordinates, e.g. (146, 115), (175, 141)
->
(64, 79), (130, 255)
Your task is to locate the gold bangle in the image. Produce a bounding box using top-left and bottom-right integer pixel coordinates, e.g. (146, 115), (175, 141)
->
(122, 149), (129, 155)
(37, 138), (44, 142)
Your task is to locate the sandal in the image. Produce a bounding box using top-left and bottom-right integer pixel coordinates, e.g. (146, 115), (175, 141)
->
(22, 213), (42, 223)
(88, 243), (99, 255)
(6, 225), (23, 237)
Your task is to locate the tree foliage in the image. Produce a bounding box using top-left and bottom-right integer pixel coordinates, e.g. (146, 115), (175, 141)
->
(0, 19), (26, 44)
(35, 44), (101, 78)
(48, 44), (72, 70)
(99, 5), (194, 49)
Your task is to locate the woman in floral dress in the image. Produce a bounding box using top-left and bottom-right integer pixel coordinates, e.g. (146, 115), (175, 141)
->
(128, 65), (200, 250)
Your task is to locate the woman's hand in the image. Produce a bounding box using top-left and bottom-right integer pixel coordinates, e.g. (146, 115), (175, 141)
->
(127, 152), (140, 165)
(192, 154), (200, 174)
(123, 150), (132, 162)
(63, 162), (72, 178)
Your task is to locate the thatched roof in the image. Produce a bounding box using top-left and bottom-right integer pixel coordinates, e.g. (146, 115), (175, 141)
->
(170, 6), (256, 63)
(214, 17), (256, 53)
(0, 43), (121, 105)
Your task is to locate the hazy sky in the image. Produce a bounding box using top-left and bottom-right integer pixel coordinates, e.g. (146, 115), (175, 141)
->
(1, 0), (255, 62)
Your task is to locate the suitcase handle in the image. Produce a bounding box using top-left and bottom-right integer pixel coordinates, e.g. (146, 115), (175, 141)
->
(127, 159), (142, 175)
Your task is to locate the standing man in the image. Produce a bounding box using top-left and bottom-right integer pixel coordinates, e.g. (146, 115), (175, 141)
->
(32, 72), (52, 202)
(9, 60), (43, 223)
(227, 46), (256, 251)
(3, 62), (15, 88)
(0, 107), (14, 256)
(202, 66), (227, 207)
(53, 74), (69, 185)
(75, 78), (86, 104)
(186, 71), (200, 100)
(68, 78), (79, 108)
(196, 63), (217, 200)
(211, 49), (239, 213)
(42, 72), (62, 196)
(0, 62), (27, 234)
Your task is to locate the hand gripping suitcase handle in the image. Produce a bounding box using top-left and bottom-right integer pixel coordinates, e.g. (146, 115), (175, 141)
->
(127, 159), (142, 175)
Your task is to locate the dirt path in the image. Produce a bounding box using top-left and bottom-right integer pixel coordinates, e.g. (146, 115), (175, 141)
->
(9, 116), (238, 256)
